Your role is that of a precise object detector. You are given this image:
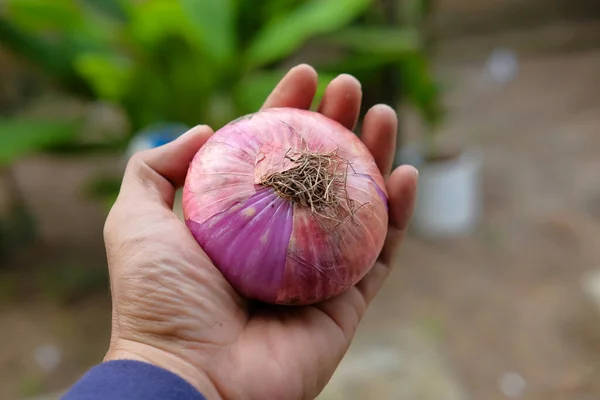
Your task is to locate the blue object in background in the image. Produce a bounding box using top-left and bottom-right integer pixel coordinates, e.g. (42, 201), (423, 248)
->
(126, 123), (190, 158)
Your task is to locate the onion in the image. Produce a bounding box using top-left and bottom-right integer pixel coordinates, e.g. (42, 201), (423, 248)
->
(182, 107), (388, 305)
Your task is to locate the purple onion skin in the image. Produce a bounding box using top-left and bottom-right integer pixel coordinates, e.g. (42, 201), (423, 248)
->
(186, 188), (293, 302)
(183, 107), (388, 305)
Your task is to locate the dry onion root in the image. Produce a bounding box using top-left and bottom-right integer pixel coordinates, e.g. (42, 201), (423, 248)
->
(183, 107), (388, 305)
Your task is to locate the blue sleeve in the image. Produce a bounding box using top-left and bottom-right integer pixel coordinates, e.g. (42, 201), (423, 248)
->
(62, 360), (207, 400)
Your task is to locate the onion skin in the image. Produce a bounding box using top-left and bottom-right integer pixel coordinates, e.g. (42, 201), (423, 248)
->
(183, 107), (388, 305)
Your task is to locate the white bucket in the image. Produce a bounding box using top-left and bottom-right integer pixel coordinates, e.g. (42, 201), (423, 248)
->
(410, 148), (483, 238)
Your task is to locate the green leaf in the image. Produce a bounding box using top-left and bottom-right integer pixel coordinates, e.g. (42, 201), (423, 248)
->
(234, 70), (288, 114)
(5, 0), (85, 32)
(0, 19), (66, 70)
(181, 0), (237, 64)
(129, 0), (199, 49)
(322, 27), (421, 56)
(315, 53), (402, 75)
(400, 0), (434, 26)
(261, 0), (305, 20)
(82, 0), (128, 20)
(1, 1), (123, 96)
(398, 54), (443, 127)
(74, 52), (134, 101)
(234, 70), (335, 114)
(67, 7), (126, 51)
(245, 0), (373, 68)
(0, 119), (79, 166)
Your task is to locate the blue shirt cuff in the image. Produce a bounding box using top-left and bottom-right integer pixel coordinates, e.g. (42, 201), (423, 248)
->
(62, 360), (207, 400)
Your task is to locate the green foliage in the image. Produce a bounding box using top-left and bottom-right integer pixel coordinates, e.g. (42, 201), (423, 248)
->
(0, 118), (80, 167)
(0, 0), (442, 175)
(74, 53), (133, 102)
(181, 0), (237, 65)
(1, 0), (430, 133)
(400, 52), (444, 128)
(245, 0), (372, 68)
(322, 26), (421, 56)
(400, 0), (445, 158)
(400, 0), (434, 26)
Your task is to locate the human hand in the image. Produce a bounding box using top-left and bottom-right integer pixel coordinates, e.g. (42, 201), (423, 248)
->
(103, 64), (418, 400)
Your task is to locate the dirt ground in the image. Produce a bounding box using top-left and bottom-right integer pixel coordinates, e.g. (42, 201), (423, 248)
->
(323, 48), (600, 400)
(3, 48), (600, 399)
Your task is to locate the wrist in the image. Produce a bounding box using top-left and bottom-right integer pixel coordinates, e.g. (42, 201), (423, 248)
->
(105, 339), (222, 400)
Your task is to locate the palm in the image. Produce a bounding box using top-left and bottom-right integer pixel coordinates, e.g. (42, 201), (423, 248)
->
(112, 206), (361, 398)
(230, 301), (357, 399)
(105, 65), (417, 400)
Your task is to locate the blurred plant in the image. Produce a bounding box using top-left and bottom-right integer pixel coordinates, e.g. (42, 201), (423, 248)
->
(312, 0), (443, 158)
(0, 0), (441, 214)
(0, 0), (425, 133)
(401, 0), (446, 159)
(0, 119), (81, 166)
(1, 0), (438, 205)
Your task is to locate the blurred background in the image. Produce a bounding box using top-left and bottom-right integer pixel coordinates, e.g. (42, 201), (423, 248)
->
(2, 0), (600, 399)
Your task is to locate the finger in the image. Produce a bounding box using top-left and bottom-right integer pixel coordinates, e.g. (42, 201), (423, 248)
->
(261, 64), (318, 110)
(118, 125), (214, 208)
(360, 104), (398, 177)
(379, 165), (418, 263)
(356, 165), (418, 303)
(317, 74), (362, 130)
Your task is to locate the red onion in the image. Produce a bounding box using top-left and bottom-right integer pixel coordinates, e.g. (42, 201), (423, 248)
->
(183, 107), (388, 305)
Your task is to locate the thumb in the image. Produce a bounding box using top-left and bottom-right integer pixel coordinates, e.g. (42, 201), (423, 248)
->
(117, 125), (213, 209)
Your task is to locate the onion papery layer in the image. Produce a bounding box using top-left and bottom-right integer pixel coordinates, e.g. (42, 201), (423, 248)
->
(183, 108), (389, 305)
